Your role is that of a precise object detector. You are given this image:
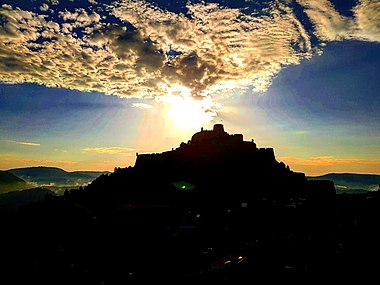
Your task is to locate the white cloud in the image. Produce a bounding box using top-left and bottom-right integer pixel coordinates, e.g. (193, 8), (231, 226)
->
(297, 0), (380, 42)
(296, 0), (355, 41)
(48, 0), (59, 5)
(353, 0), (380, 42)
(5, 140), (41, 147)
(132, 103), (153, 109)
(17, 142), (41, 147)
(58, 8), (101, 28)
(40, 4), (49, 12)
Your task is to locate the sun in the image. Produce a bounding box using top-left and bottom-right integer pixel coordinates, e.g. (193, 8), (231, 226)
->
(166, 95), (215, 129)
(161, 85), (217, 129)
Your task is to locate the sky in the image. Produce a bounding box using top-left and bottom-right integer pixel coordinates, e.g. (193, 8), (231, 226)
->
(0, 0), (379, 176)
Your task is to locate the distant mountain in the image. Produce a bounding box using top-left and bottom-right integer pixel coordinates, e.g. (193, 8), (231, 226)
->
(0, 187), (54, 214)
(0, 171), (29, 194)
(8, 167), (109, 188)
(309, 173), (380, 194)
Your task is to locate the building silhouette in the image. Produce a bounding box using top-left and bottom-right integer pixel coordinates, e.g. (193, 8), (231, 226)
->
(133, 124), (332, 201)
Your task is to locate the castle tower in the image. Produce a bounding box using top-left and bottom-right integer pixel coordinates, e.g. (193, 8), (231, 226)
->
(213, 124), (225, 133)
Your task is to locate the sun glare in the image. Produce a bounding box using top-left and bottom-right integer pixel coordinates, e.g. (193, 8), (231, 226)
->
(160, 85), (217, 129)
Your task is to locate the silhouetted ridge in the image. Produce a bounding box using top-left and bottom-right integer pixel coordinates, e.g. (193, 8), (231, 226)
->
(310, 173), (380, 193)
(132, 124), (328, 198)
(0, 170), (28, 194)
(80, 125), (334, 209)
(8, 166), (109, 187)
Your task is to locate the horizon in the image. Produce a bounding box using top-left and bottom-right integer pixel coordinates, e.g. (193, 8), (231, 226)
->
(1, 0), (379, 176)
(2, 124), (380, 177)
(4, 164), (380, 178)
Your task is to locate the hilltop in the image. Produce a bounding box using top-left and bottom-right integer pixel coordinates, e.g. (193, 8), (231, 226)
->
(83, 124), (334, 207)
(309, 173), (380, 193)
(0, 170), (28, 194)
(0, 187), (54, 214)
(8, 166), (109, 189)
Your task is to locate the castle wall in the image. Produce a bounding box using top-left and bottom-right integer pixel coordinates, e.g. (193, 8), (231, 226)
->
(257, 148), (275, 161)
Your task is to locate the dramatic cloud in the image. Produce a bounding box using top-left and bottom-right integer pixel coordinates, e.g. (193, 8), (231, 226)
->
(354, 0), (380, 42)
(296, 0), (355, 41)
(297, 0), (380, 42)
(0, 0), (379, 112)
(0, 0), (312, 103)
(83, 147), (136, 155)
(110, 0), (312, 95)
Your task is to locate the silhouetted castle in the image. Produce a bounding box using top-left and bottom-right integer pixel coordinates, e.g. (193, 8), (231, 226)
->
(133, 124), (333, 200)
(136, 124), (279, 170)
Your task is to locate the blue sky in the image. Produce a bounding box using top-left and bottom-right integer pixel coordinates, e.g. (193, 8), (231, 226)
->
(0, 0), (379, 175)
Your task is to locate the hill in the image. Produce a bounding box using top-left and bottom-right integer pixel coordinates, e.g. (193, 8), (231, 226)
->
(83, 124), (334, 208)
(0, 187), (54, 214)
(309, 173), (380, 193)
(0, 171), (28, 194)
(8, 167), (109, 188)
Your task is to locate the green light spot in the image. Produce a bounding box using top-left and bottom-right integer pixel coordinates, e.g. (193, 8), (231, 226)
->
(172, 181), (196, 191)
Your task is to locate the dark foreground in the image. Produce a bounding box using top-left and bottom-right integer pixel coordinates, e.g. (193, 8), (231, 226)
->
(1, 188), (380, 284)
